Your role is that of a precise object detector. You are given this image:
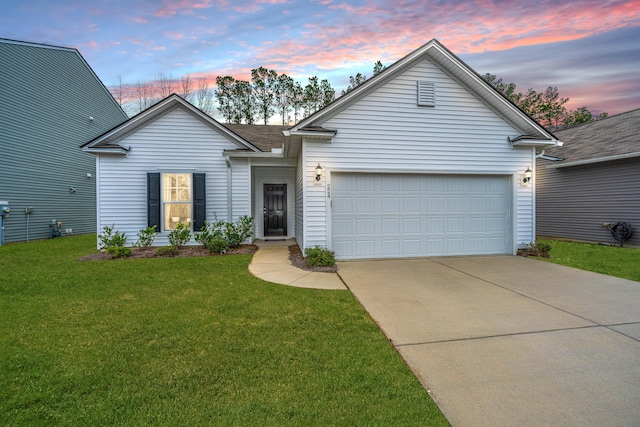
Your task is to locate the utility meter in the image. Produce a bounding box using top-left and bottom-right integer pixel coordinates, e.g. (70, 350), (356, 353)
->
(0, 201), (9, 216)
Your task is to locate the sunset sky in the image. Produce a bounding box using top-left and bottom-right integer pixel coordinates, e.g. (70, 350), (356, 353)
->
(2, 0), (639, 117)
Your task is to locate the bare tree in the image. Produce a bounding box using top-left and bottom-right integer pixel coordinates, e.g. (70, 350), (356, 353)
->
(111, 76), (129, 106)
(155, 72), (175, 99)
(196, 78), (215, 116)
(179, 74), (193, 102)
(133, 80), (154, 114)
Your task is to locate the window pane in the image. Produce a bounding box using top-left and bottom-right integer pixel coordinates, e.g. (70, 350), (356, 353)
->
(163, 173), (191, 201)
(164, 203), (191, 231)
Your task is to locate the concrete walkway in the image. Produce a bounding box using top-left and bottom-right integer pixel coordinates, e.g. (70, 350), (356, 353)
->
(249, 239), (346, 290)
(338, 255), (640, 427)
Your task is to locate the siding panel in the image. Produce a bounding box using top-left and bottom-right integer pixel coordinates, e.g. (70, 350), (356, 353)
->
(302, 57), (534, 250)
(536, 158), (640, 245)
(97, 107), (247, 247)
(0, 40), (127, 242)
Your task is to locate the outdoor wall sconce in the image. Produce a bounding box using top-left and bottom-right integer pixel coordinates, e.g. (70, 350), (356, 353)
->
(522, 167), (532, 184)
(315, 163), (323, 181)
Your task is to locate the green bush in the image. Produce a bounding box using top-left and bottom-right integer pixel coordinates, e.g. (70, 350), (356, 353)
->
(106, 246), (132, 259)
(195, 217), (253, 250)
(304, 246), (336, 267)
(522, 240), (552, 258)
(98, 225), (127, 249)
(168, 222), (191, 249)
(135, 225), (157, 248)
(195, 222), (230, 253)
(209, 237), (229, 254)
(155, 246), (180, 256)
(224, 216), (254, 247)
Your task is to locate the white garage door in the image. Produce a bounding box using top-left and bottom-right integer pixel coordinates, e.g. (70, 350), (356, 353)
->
(331, 173), (511, 259)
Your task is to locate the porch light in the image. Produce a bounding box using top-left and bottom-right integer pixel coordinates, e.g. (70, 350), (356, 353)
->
(522, 167), (532, 183)
(315, 163), (323, 181)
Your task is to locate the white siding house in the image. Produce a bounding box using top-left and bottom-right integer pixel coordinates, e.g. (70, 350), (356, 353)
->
(83, 39), (561, 259)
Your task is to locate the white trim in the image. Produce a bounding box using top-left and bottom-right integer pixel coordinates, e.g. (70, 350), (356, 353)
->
(253, 168), (296, 239)
(327, 170), (517, 258)
(84, 95), (259, 153)
(546, 151), (640, 169)
(510, 172), (518, 255)
(83, 147), (129, 155)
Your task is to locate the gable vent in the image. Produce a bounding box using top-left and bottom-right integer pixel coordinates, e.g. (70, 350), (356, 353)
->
(417, 81), (435, 107)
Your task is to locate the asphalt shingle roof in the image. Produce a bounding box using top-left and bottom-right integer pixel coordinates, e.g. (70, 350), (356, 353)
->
(547, 108), (640, 163)
(222, 124), (289, 152)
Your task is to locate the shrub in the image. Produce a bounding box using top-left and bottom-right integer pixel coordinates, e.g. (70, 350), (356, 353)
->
(134, 225), (157, 248)
(168, 222), (191, 249)
(106, 246), (132, 259)
(522, 240), (552, 258)
(156, 246), (179, 257)
(224, 216), (254, 247)
(304, 246), (336, 267)
(209, 237), (229, 254)
(98, 225), (127, 250)
(195, 217), (253, 249)
(195, 221), (229, 253)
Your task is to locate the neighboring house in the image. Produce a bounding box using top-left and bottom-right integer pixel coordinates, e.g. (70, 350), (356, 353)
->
(0, 38), (127, 244)
(536, 108), (640, 246)
(83, 39), (561, 260)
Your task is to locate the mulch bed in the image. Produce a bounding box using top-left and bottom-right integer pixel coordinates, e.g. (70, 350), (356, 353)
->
(288, 244), (338, 273)
(79, 245), (258, 261)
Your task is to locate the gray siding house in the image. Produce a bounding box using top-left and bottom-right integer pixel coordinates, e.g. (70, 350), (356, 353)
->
(536, 108), (640, 246)
(0, 38), (127, 243)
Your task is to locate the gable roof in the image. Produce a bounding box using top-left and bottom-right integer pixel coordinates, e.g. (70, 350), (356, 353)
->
(83, 94), (261, 154)
(290, 39), (560, 147)
(542, 108), (640, 168)
(0, 38), (125, 117)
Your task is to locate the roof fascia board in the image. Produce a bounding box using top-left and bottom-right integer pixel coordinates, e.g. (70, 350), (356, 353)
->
(291, 39), (557, 144)
(83, 146), (129, 155)
(546, 151), (640, 169)
(427, 43), (556, 141)
(84, 95), (260, 153)
(1, 38), (127, 118)
(283, 129), (336, 139)
(223, 150), (285, 158)
(291, 40), (439, 130)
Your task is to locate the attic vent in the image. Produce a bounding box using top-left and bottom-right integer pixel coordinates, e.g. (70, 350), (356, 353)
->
(417, 81), (435, 107)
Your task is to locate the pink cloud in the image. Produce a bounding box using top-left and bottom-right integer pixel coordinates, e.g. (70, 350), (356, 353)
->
(163, 31), (186, 40)
(154, 0), (220, 17)
(133, 17), (148, 24)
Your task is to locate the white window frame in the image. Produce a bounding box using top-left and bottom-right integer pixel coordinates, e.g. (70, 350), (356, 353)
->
(161, 173), (192, 231)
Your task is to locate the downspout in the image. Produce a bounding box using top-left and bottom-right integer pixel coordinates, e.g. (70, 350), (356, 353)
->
(225, 156), (232, 222)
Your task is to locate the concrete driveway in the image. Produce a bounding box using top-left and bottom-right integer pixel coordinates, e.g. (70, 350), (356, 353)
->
(337, 255), (640, 427)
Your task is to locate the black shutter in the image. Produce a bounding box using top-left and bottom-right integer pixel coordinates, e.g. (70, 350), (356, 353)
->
(147, 173), (161, 229)
(193, 173), (206, 231)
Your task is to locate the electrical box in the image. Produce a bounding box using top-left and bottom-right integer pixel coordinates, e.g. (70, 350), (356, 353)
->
(0, 201), (9, 216)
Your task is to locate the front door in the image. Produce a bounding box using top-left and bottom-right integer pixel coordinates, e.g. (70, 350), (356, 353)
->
(263, 184), (287, 237)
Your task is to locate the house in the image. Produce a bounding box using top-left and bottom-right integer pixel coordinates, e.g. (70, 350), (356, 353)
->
(82, 39), (561, 259)
(536, 108), (640, 246)
(0, 38), (127, 244)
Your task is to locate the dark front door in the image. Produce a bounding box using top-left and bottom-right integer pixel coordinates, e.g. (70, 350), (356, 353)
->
(264, 184), (287, 237)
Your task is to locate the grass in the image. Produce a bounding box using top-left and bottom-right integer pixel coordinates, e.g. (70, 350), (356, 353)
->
(539, 239), (640, 282)
(0, 235), (448, 426)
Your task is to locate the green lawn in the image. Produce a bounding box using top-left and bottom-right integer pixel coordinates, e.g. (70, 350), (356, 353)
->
(540, 240), (640, 282)
(0, 235), (448, 426)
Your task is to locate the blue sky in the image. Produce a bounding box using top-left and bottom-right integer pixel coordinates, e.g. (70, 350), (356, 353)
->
(3, 0), (640, 116)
